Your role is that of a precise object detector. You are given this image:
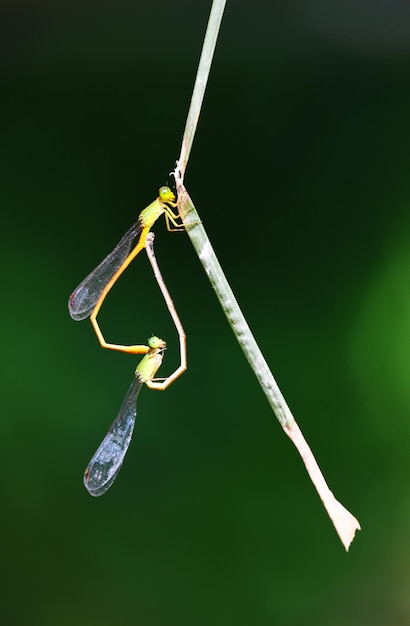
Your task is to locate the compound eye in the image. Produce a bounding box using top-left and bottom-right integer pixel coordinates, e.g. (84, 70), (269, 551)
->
(159, 186), (175, 202)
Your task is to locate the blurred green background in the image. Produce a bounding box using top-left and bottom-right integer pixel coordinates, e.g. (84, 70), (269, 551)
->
(2, 1), (410, 624)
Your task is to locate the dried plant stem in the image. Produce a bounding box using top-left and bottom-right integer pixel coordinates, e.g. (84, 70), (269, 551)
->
(174, 0), (360, 550)
(178, 0), (227, 178)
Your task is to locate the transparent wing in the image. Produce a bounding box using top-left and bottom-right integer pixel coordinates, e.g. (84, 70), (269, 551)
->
(68, 222), (141, 321)
(83, 376), (142, 497)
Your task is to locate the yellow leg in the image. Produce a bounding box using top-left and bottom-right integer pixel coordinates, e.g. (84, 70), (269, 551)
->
(164, 211), (185, 232)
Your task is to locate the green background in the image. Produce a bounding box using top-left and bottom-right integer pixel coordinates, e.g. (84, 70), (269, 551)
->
(2, 1), (410, 624)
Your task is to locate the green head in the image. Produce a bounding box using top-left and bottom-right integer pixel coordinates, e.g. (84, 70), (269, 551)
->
(148, 336), (166, 350)
(158, 186), (176, 203)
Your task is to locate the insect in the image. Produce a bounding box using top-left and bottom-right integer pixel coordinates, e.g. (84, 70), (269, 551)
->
(82, 233), (187, 496)
(68, 186), (183, 353)
(83, 336), (171, 496)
